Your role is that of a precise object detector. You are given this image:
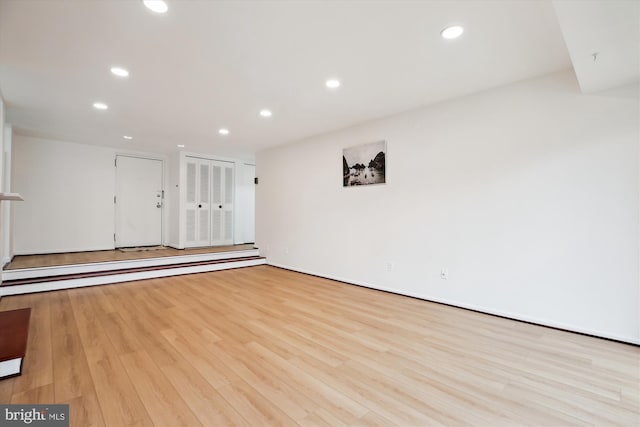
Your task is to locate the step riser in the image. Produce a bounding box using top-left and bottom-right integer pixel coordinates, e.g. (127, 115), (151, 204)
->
(3, 249), (260, 281)
(0, 258), (266, 296)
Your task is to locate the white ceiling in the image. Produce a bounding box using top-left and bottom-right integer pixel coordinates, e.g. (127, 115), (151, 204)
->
(0, 0), (636, 161)
(553, 0), (640, 94)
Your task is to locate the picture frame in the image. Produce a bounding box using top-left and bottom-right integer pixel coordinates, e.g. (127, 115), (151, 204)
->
(343, 140), (386, 187)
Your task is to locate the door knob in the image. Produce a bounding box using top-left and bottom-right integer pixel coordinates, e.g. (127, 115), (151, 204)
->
(156, 203), (162, 208)
(198, 204), (202, 208)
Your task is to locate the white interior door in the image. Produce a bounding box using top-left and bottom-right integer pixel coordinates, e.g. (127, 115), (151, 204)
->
(185, 158), (197, 246)
(185, 157), (212, 247)
(115, 156), (163, 247)
(184, 157), (234, 247)
(211, 160), (234, 246)
(197, 160), (212, 245)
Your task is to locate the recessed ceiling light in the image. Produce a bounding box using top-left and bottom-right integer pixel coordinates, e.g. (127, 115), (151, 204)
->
(441, 25), (464, 40)
(93, 102), (108, 110)
(110, 67), (129, 77)
(123, 135), (133, 140)
(177, 144), (185, 148)
(326, 79), (340, 89)
(259, 109), (272, 117)
(218, 128), (230, 135)
(143, 0), (168, 13)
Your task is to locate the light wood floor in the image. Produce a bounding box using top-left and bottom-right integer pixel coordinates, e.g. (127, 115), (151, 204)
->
(5, 244), (256, 270)
(0, 265), (638, 426)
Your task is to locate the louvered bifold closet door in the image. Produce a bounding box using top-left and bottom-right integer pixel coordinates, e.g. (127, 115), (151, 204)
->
(185, 159), (198, 245)
(210, 160), (234, 246)
(198, 162), (212, 245)
(223, 165), (234, 243)
(211, 164), (223, 244)
(184, 157), (234, 247)
(184, 157), (214, 247)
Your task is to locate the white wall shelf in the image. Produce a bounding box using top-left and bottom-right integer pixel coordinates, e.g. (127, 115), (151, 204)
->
(0, 193), (23, 201)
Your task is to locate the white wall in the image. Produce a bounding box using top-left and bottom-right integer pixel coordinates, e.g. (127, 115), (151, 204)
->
(13, 136), (117, 254)
(3, 125), (14, 264)
(256, 71), (640, 344)
(12, 137), (255, 254)
(235, 162), (256, 244)
(12, 136), (172, 254)
(168, 151), (181, 248)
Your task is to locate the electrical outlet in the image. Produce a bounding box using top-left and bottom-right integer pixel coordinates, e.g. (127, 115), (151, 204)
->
(440, 268), (448, 280)
(386, 262), (394, 272)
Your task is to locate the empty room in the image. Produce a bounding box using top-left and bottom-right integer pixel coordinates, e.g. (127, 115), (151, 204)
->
(0, 0), (638, 426)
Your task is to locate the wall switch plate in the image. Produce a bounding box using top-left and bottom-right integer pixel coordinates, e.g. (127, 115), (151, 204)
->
(440, 268), (448, 280)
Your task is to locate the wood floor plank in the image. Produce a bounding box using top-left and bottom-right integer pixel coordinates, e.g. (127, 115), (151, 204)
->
(214, 380), (291, 426)
(288, 353), (443, 426)
(299, 408), (349, 427)
(65, 393), (106, 427)
(119, 350), (202, 427)
(246, 317), (346, 367)
(160, 328), (235, 389)
(0, 265), (637, 426)
(115, 317), (182, 369)
(10, 383), (53, 404)
(159, 360), (247, 426)
(69, 290), (153, 427)
(99, 312), (144, 356)
(350, 411), (399, 427)
(224, 376), (299, 426)
(0, 377), (14, 403)
(204, 340), (309, 422)
(48, 291), (106, 427)
(244, 341), (369, 423)
(87, 356), (154, 427)
(49, 292), (96, 402)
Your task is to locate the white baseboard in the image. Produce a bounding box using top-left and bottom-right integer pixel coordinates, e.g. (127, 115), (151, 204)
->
(268, 262), (640, 346)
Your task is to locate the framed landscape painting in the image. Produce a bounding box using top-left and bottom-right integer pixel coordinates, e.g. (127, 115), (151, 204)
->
(343, 140), (386, 187)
